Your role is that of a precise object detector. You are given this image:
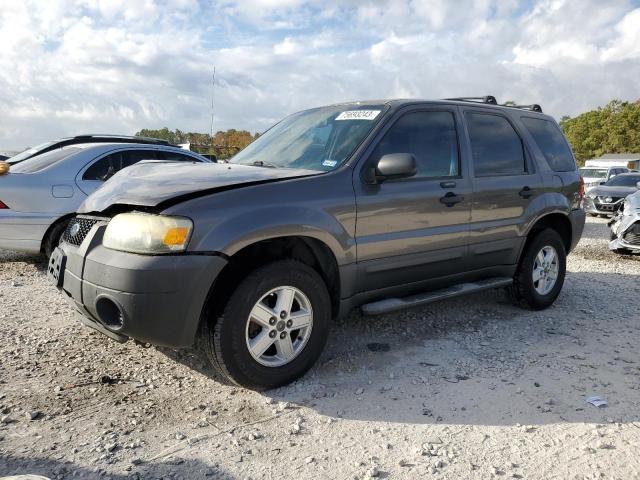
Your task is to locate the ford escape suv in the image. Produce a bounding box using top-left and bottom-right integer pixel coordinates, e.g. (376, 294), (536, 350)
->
(48, 97), (585, 390)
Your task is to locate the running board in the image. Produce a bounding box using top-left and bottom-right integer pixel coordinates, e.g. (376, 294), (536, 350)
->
(361, 277), (513, 316)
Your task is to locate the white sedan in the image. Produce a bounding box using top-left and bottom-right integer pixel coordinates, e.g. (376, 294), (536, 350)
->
(0, 137), (210, 256)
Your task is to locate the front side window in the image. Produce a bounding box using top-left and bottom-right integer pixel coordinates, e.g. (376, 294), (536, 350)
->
(229, 105), (387, 172)
(466, 113), (525, 177)
(157, 150), (200, 162)
(521, 117), (575, 172)
(122, 150), (157, 168)
(370, 111), (459, 178)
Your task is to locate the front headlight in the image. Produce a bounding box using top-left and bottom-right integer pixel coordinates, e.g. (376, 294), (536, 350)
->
(103, 213), (193, 254)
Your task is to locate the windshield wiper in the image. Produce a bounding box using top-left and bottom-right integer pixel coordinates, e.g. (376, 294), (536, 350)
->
(252, 160), (277, 168)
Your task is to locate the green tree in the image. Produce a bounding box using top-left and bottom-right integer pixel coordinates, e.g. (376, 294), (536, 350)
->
(134, 128), (258, 159)
(560, 99), (640, 165)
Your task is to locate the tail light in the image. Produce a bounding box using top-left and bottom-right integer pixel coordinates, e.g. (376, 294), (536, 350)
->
(0, 200), (8, 209)
(579, 176), (585, 203)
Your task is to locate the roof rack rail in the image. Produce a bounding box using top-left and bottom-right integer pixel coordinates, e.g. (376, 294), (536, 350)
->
(445, 96), (498, 105)
(505, 104), (543, 113)
(7, 135), (176, 165)
(70, 134), (172, 145)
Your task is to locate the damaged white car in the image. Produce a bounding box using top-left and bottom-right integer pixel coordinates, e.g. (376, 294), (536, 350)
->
(609, 188), (640, 254)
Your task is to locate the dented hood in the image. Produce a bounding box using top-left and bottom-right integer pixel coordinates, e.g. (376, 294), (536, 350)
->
(79, 161), (321, 213)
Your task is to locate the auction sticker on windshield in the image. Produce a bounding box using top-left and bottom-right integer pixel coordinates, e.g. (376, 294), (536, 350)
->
(336, 110), (381, 121)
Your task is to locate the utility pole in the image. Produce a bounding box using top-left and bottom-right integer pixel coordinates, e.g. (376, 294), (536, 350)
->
(209, 66), (216, 155)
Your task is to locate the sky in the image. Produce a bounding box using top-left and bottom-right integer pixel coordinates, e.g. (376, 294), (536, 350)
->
(0, 0), (639, 150)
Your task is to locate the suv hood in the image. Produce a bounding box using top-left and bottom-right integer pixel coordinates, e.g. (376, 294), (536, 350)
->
(79, 161), (321, 213)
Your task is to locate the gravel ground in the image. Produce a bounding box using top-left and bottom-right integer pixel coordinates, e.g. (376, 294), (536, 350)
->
(1, 216), (639, 480)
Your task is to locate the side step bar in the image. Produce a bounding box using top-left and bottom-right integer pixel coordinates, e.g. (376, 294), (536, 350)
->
(361, 277), (513, 316)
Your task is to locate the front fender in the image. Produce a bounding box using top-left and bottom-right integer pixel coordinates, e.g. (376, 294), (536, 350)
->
(194, 205), (356, 264)
(162, 173), (357, 265)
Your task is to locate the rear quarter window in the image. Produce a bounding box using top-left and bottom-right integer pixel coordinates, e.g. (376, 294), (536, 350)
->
(521, 117), (576, 172)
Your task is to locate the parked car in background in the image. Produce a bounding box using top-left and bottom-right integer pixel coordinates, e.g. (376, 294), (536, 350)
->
(609, 189), (640, 254)
(48, 97), (585, 390)
(583, 172), (640, 217)
(579, 165), (629, 190)
(5, 134), (174, 166)
(0, 140), (210, 256)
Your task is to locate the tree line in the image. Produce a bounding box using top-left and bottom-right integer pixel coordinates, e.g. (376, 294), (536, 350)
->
(560, 99), (640, 165)
(135, 128), (259, 159)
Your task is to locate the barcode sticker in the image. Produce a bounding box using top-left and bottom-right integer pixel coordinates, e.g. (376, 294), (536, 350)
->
(336, 110), (381, 121)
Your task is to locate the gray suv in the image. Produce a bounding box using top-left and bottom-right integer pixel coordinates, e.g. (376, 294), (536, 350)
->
(48, 97), (585, 390)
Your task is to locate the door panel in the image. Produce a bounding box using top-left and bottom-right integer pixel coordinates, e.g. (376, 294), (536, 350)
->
(354, 108), (472, 293)
(463, 110), (544, 268)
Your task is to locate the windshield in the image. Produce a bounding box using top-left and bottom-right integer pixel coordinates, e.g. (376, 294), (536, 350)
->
(605, 174), (640, 187)
(229, 105), (387, 171)
(579, 168), (608, 179)
(10, 147), (81, 173)
(7, 141), (54, 164)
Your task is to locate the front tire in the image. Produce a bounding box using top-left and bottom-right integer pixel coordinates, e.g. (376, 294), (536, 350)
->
(201, 260), (331, 390)
(509, 229), (566, 310)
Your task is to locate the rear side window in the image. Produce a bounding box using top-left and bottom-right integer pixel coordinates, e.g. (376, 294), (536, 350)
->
(521, 117), (576, 172)
(465, 113), (525, 177)
(10, 147), (81, 173)
(371, 111), (459, 178)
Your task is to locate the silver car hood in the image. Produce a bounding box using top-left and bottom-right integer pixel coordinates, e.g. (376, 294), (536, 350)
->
(79, 162), (321, 213)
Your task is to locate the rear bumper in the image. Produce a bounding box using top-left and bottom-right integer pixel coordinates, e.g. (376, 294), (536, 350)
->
(569, 208), (586, 252)
(0, 212), (59, 253)
(58, 223), (227, 347)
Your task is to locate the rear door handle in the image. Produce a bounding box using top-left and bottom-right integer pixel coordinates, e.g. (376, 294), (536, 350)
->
(440, 192), (464, 207)
(519, 186), (534, 198)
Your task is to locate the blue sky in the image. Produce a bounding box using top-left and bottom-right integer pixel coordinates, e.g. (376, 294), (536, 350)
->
(0, 0), (639, 149)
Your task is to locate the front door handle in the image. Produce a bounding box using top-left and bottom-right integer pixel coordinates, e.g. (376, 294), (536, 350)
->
(519, 186), (534, 198)
(440, 191), (464, 207)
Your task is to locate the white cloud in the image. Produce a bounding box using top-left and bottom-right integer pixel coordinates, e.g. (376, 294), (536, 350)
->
(0, 0), (639, 150)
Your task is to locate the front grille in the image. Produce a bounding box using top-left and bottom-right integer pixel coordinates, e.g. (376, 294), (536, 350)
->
(594, 197), (623, 212)
(622, 222), (640, 246)
(62, 217), (102, 246)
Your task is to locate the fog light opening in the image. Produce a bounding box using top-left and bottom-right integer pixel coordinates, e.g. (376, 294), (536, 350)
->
(95, 297), (125, 330)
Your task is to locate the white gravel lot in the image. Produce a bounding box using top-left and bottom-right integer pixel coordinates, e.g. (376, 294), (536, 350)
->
(1, 216), (639, 480)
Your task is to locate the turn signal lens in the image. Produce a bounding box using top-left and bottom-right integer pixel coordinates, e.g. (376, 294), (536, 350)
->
(0, 162), (9, 175)
(163, 227), (190, 246)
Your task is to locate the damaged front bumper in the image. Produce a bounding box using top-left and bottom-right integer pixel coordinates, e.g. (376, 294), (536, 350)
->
(48, 216), (227, 347)
(609, 210), (640, 252)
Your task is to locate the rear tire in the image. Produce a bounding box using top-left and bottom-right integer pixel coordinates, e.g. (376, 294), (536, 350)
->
(43, 219), (70, 258)
(509, 229), (566, 310)
(200, 260), (331, 390)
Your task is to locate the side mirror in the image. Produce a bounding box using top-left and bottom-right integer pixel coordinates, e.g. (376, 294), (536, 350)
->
(636, 181), (640, 189)
(365, 153), (417, 184)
